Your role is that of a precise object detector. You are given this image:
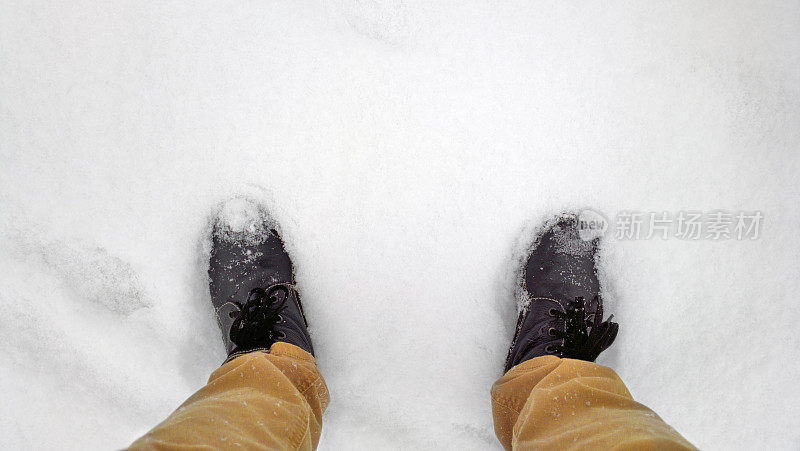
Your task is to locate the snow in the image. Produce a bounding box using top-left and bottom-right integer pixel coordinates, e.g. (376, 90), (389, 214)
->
(212, 196), (278, 246)
(1, 1), (799, 449)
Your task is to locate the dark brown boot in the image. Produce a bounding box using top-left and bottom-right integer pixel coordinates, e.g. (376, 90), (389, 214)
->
(504, 215), (618, 373)
(208, 198), (313, 361)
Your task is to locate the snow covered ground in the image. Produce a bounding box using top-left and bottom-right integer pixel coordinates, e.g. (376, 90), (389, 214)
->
(1, 1), (799, 449)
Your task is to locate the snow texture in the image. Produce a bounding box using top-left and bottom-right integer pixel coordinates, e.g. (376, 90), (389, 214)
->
(1, 1), (799, 449)
(212, 196), (278, 246)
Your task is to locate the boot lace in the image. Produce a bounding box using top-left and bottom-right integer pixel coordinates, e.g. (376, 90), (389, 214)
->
(549, 295), (618, 361)
(229, 284), (289, 349)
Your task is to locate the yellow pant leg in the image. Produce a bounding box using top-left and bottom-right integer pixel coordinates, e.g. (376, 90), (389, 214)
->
(129, 342), (329, 450)
(491, 355), (695, 450)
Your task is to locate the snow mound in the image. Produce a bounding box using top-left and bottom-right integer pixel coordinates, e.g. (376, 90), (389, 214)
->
(213, 197), (277, 246)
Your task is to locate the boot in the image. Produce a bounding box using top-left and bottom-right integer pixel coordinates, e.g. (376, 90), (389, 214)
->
(208, 199), (313, 361)
(504, 215), (618, 373)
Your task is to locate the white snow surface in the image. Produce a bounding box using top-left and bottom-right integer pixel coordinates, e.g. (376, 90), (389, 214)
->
(2, 1), (799, 449)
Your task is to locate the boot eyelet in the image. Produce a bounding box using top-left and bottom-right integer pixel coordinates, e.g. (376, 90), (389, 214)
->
(548, 328), (557, 336)
(538, 326), (548, 336)
(545, 345), (557, 353)
(548, 308), (558, 316)
(276, 331), (286, 339)
(276, 314), (284, 323)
